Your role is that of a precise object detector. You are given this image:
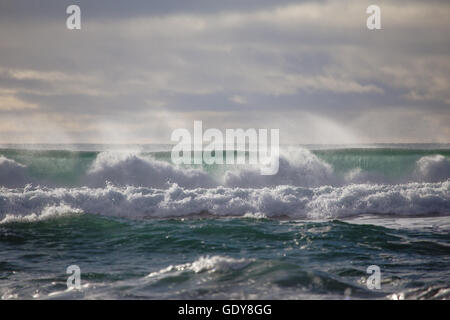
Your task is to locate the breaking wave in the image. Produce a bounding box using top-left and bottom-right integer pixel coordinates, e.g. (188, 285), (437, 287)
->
(83, 152), (217, 188)
(0, 156), (31, 188)
(0, 181), (448, 221)
(413, 154), (450, 182)
(224, 148), (336, 187)
(0, 148), (449, 221)
(0, 204), (83, 224)
(1, 148), (448, 189)
(146, 256), (253, 278)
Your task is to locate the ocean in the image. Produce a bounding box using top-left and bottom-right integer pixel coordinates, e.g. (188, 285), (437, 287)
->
(0, 144), (449, 299)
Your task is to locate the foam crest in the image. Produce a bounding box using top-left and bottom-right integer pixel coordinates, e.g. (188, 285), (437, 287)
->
(0, 181), (448, 221)
(0, 204), (83, 224)
(224, 148), (336, 188)
(146, 256), (252, 278)
(84, 152), (217, 188)
(1, 150), (449, 190)
(414, 155), (450, 182)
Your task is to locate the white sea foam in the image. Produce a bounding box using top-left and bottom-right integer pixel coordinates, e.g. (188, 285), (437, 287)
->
(0, 204), (83, 224)
(83, 152), (217, 188)
(75, 151), (450, 188)
(0, 151), (449, 221)
(146, 255), (252, 278)
(414, 155), (450, 182)
(1, 151), (449, 189)
(0, 181), (448, 221)
(224, 148), (336, 188)
(83, 149), (336, 189)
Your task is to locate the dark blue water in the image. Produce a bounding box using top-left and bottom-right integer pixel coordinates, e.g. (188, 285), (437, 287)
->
(1, 214), (449, 299)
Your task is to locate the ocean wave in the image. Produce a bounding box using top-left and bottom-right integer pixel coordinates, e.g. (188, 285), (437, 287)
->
(83, 152), (217, 188)
(0, 204), (83, 224)
(224, 151), (450, 187)
(0, 150), (449, 190)
(0, 156), (31, 188)
(388, 284), (450, 300)
(83, 149), (338, 189)
(224, 148), (337, 188)
(146, 256), (253, 278)
(0, 181), (448, 220)
(413, 154), (450, 182)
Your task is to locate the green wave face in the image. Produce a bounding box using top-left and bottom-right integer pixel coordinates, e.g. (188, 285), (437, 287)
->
(313, 148), (450, 178)
(0, 149), (98, 185)
(1, 147), (449, 186)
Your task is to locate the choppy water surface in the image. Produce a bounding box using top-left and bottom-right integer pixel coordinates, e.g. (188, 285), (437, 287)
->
(0, 145), (449, 299)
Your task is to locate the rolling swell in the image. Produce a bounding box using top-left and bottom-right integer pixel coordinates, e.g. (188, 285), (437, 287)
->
(1, 217), (448, 299)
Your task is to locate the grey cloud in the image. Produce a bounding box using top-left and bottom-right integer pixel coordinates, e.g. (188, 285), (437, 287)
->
(0, 0), (449, 143)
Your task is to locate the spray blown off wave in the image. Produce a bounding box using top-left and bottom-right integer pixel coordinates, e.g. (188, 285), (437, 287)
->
(0, 148), (449, 189)
(414, 155), (450, 182)
(0, 156), (31, 188)
(84, 152), (217, 188)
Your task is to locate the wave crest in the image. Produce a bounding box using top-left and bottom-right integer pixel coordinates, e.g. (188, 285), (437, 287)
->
(0, 156), (30, 188)
(0, 204), (83, 224)
(84, 152), (217, 188)
(224, 148), (336, 188)
(146, 255), (253, 278)
(1, 150), (449, 189)
(414, 155), (450, 182)
(1, 181), (448, 220)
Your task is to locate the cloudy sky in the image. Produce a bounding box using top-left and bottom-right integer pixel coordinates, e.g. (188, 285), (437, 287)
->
(0, 0), (449, 144)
